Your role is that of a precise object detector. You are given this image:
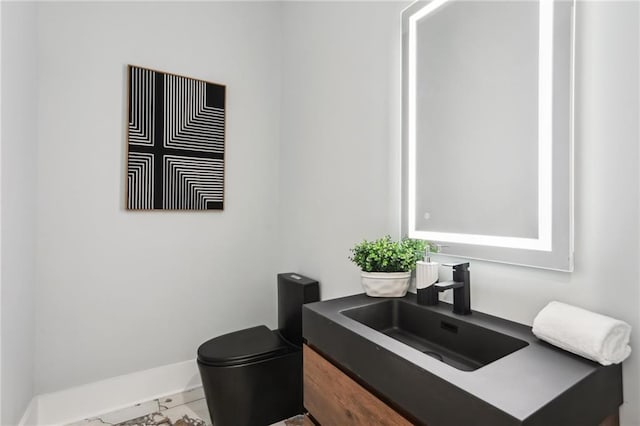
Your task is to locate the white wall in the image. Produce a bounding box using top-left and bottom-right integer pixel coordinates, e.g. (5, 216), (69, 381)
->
(279, 1), (640, 425)
(35, 2), (283, 394)
(279, 1), (406, 301)
(1, 1), (38, 424)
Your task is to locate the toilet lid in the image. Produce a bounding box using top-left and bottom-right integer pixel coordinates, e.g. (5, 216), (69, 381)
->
(197, 325), (293, 366)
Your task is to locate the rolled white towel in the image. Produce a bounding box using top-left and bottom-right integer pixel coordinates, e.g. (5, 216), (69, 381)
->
(532, 301), (631, 365)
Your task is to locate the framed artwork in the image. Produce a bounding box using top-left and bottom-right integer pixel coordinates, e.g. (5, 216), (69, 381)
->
(126, 65), (226, 210)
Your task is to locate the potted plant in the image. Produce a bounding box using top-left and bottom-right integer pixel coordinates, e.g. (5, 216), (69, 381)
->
(349, 236), (438, 297)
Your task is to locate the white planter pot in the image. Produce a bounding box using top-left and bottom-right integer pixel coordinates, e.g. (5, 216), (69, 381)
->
(361, 271), (412, 297)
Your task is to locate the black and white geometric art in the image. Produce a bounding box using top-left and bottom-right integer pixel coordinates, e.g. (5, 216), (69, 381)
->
(127, 65), (225, 210)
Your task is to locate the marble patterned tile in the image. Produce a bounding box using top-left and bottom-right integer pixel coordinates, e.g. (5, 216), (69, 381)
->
(284, 414), (305, 425)
(268, 414), (305, 426)
(113, 412), (170, 426)
(66, 419), (112, 426)
(65, 387), (302, 426)
(91, 400), (160, 425)
(160, 398), (210, 426)
(158, 387), (205, 410)
(119, 411), (207, 426)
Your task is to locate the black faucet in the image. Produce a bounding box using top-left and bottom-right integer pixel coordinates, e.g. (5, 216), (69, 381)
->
(418, 262), (471, 315)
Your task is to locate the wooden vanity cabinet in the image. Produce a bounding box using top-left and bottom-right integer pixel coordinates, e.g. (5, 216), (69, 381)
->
(303, 344), (412, 425)
(303, 344), (619, 426)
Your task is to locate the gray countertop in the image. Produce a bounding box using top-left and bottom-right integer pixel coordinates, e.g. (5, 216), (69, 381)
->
(303, 293), (622, 426)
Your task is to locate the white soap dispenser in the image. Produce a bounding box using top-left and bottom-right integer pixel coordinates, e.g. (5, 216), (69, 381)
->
(416, 245), (439, 305)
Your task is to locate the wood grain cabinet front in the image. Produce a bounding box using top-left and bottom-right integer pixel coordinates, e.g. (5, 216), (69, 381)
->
(303, 344), (412, 426)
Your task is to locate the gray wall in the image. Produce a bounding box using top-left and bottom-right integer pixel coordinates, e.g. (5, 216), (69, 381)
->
(1, 2), (38, 424)
(278, 1), (640, 425)
(35, 2), (283, 394)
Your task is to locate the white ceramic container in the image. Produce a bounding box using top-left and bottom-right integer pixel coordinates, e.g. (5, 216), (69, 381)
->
(360, 271), (412, 297)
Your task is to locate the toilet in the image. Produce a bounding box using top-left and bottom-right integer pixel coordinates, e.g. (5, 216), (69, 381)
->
(197, 273), (320, 426)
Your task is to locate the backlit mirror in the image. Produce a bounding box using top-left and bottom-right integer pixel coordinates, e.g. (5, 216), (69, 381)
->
(402, 0), (574, 271)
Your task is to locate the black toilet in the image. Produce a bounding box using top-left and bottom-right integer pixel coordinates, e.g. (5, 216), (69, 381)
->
(197, 273), (319, 426)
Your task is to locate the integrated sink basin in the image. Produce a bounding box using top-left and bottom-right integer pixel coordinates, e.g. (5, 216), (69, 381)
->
(341, 299), (528, 371)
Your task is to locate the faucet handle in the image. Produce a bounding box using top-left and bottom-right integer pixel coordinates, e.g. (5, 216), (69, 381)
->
(442, 262), (470, 271)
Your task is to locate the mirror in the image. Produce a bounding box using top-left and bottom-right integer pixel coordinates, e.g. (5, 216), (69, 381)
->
(402, 0), (574, 271)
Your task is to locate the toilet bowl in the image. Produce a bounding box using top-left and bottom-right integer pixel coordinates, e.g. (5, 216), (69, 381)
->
(197, 273), (319, 426)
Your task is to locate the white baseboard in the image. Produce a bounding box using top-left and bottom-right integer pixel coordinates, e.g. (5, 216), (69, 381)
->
(31, 359), (201, 426)
(17, 397), (39, 426)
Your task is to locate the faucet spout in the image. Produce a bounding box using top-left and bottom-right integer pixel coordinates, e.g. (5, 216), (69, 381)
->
(417, 262), (471, 315)
(434, 280), (464, 291)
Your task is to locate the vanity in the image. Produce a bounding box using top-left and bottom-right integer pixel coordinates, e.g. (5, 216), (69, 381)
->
(302, 294), (622, 426)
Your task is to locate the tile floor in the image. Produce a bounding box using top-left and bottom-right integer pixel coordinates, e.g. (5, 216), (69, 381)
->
(66, 387), (304, 426)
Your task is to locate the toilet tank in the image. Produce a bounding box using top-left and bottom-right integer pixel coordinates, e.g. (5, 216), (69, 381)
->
(277, 273), (320, 346)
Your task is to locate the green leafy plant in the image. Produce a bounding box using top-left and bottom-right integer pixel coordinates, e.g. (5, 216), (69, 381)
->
(348, 236), (439, 273)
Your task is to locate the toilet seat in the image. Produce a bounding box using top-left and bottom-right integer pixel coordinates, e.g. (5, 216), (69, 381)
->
(197, 325), (293, 367)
